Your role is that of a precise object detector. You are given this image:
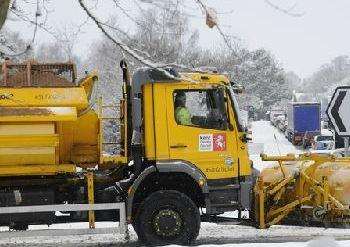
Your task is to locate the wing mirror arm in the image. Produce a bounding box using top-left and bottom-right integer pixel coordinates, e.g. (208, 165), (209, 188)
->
(240, 133), (252, 143)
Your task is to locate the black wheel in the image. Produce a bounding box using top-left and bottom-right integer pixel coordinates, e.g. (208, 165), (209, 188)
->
(134, 190), (200, 245)
(10, 223), (28, 231)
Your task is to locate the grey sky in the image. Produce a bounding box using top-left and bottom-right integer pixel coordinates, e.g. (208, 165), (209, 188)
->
(4, 0), (350, 78)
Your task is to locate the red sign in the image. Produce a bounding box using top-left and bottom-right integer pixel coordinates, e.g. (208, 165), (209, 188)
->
(213, 133), (226, 151)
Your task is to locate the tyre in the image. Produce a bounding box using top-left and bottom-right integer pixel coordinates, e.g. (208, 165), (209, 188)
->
(10, 223), (28, 231)
(134, 190), (200, 245)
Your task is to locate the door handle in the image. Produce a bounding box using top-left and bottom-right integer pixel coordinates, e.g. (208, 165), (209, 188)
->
(170, 144), (188, 148)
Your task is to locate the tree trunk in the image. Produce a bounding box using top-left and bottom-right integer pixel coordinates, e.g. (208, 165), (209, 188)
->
(0, 0), (11, 30)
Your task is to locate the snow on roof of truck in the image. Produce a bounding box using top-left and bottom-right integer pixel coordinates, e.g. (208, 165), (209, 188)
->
(133, 67), (229, 85)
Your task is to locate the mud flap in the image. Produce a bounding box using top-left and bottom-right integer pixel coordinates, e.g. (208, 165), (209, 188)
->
(240, 181), (253, 210)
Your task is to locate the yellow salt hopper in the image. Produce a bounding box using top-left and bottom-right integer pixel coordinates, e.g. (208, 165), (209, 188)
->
(0, 73), (126, 176)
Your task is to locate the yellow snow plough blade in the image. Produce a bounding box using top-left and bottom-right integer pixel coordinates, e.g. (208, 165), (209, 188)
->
(256, 153), (350, 229)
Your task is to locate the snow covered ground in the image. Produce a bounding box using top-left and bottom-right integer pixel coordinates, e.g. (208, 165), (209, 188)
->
(1, 121), (350, 246)
(249, 120), (302, 171)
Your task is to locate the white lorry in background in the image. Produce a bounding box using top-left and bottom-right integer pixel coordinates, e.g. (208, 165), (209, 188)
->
(311, 134), (334, 151)
(269, 109), (285, 127)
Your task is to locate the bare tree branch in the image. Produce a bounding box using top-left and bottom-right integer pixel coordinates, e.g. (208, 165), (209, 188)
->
(265, 0), (305, 17)
(78, 0), (186, 79)
(194, 0), (238, 56)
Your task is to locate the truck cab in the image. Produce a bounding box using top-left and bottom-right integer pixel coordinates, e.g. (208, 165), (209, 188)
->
(124, 67), (254, 244)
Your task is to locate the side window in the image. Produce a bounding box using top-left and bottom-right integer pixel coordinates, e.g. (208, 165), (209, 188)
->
(173, 89), (228, 130)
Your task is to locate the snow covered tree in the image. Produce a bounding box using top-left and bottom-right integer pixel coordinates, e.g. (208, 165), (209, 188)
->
(121, 0), (202, 68)
(303, 55), (350, 94)
(285, 71), (302, 92)
(33, 26), (83, 76)
(85, 37), (124, 101)
(194, 46), (290, 112)
(233, 49), (290, 112)
(0, 29), (32, 61)
(84, 0), (202, 100)
(85, 5), (290, 114)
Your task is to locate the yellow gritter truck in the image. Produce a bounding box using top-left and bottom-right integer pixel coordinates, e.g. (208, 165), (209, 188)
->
(1, 60), (350, 245)
(0, 60), (254, 244)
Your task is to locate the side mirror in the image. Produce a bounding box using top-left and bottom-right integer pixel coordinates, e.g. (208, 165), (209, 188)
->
(240, 133), (252, 143)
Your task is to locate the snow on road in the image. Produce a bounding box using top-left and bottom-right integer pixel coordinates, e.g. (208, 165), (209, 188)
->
(249, 121), (302, 171)
(1, 121), (350, 246)
(251, 121), (300, 157)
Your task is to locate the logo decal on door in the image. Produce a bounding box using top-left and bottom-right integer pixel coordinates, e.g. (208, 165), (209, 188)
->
(199, 134), (213, 151)
(213, 133), (226, 151)
(199, 133), (226, 152)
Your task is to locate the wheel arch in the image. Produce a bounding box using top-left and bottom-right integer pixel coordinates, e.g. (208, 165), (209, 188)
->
(127, 160), (208, 221)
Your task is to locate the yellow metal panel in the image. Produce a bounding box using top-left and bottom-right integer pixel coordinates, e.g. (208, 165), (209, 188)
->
(57, 122), (74, 163)
(0, 164), (76, 176)
(0, 146), (55, 154)
(71, 144), (98, 164)
(98, 97), (103, 164)
(0, 123), (54, 135)
(100, 155), (128, 169)
(0, 107), (77, 122)
(143, 84), (156, 160)
(74, 110), (99, 145)
(0, 122), (59, 166)
(153, 84), (169, 160)
(228, 96), (252, 177)
(73, 110), (99, 164)
(0, 135), (58, 147)
(79, 74), (98, 100)
(0, 147), (56, 165)
(57, 110), (99, 164)
(0, 87), (88, 110)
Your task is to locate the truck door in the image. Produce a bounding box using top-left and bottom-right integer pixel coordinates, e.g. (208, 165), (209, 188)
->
(166, 85), (239, 180)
